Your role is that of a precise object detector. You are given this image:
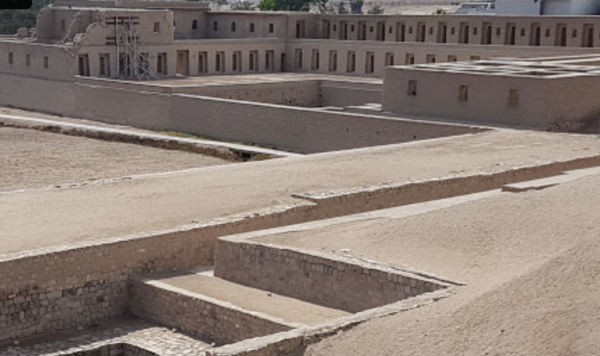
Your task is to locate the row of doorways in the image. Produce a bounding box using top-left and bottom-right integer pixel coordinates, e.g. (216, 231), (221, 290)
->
(176, 50), (285, 75)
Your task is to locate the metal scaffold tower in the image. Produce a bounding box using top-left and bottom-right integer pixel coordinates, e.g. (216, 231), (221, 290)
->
(115, 16), (154, 80)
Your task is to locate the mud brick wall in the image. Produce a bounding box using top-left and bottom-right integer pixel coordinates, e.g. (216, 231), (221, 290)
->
(129, 279), (293, 345)
(214, 240), (449, 313)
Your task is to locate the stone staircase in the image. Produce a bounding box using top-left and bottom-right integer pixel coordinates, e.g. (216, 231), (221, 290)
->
(128, 235), (453, 350)
(129, 269), (349, 346)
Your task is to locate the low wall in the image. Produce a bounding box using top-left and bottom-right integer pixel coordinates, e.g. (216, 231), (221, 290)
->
(214, 239), (449, 313)
(176, 79), (381, 108)
(294, 154), (600, 218)
(57, 343), (159, 356)
(73, 80), (482, 153)
(0, 202), (321, 342)
(175, 80), (321, 107)
(74, 77), (381, 109)
(0, 73), (479, 154)
(0, 73), (76, 116)
(319, 80), (381, 107)
(0, 229), (214, 342)
(129, 279), (293, 345)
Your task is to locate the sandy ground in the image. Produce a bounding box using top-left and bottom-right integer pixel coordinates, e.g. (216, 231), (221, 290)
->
(2, 128), (600, 255)
(0, 127), (232, 192)
(250, 173), (600, 356)
(156, 273), (349, 325)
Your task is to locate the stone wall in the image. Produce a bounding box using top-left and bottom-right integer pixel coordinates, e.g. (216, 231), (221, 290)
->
(214, 239), (450, 313)
(0, 202), (322, 342)
(73, 80), (481, 153)
(129, 278), (293, 345)
(1, 149), (598, 340)
(0, 74), (479, 154)
(0, 228), (215, 342)
(59, 343), (159, 356)
(293, 154), (600, 218)
(175, 80), (321, 107)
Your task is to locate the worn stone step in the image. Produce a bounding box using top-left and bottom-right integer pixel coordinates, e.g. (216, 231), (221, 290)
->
(128, 271), (349, 346)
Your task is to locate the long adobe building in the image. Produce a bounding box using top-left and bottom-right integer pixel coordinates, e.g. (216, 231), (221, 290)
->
(3, 0), (600, 81)
(3, 0), (600, 133)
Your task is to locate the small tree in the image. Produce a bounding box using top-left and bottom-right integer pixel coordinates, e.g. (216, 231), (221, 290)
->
(230, 0), (256, 10)
(312, 0), (332, 13)
(207, 0), (228, 10)
(258, 0), (329, 11)
(349, 0), (363, 14)
(367, 4), (383, 14)
(435, 8), (447, 15)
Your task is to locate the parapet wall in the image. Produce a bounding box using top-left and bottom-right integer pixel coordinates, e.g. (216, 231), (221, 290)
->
(214, 239), (450, 313)
(129, 278), (293, 345)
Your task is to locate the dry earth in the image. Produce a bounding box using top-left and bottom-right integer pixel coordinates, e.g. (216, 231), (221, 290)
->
(253, 174), (600, 356)
(0, 127), (231, 192)
(2, 128), (600, 255)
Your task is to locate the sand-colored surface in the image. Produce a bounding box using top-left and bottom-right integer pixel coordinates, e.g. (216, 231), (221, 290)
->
(2, 128), (600, 255)
(251, 173), (600, 356)
(157, 273), (349, 325)
(0, 127), (231, 191)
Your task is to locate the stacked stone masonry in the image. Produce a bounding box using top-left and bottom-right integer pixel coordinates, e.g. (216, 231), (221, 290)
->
(58, 343), (159, 356)
(214, 239), (450, 313)
(129, 279), (293, 346)
(2, 151), (599, 342)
